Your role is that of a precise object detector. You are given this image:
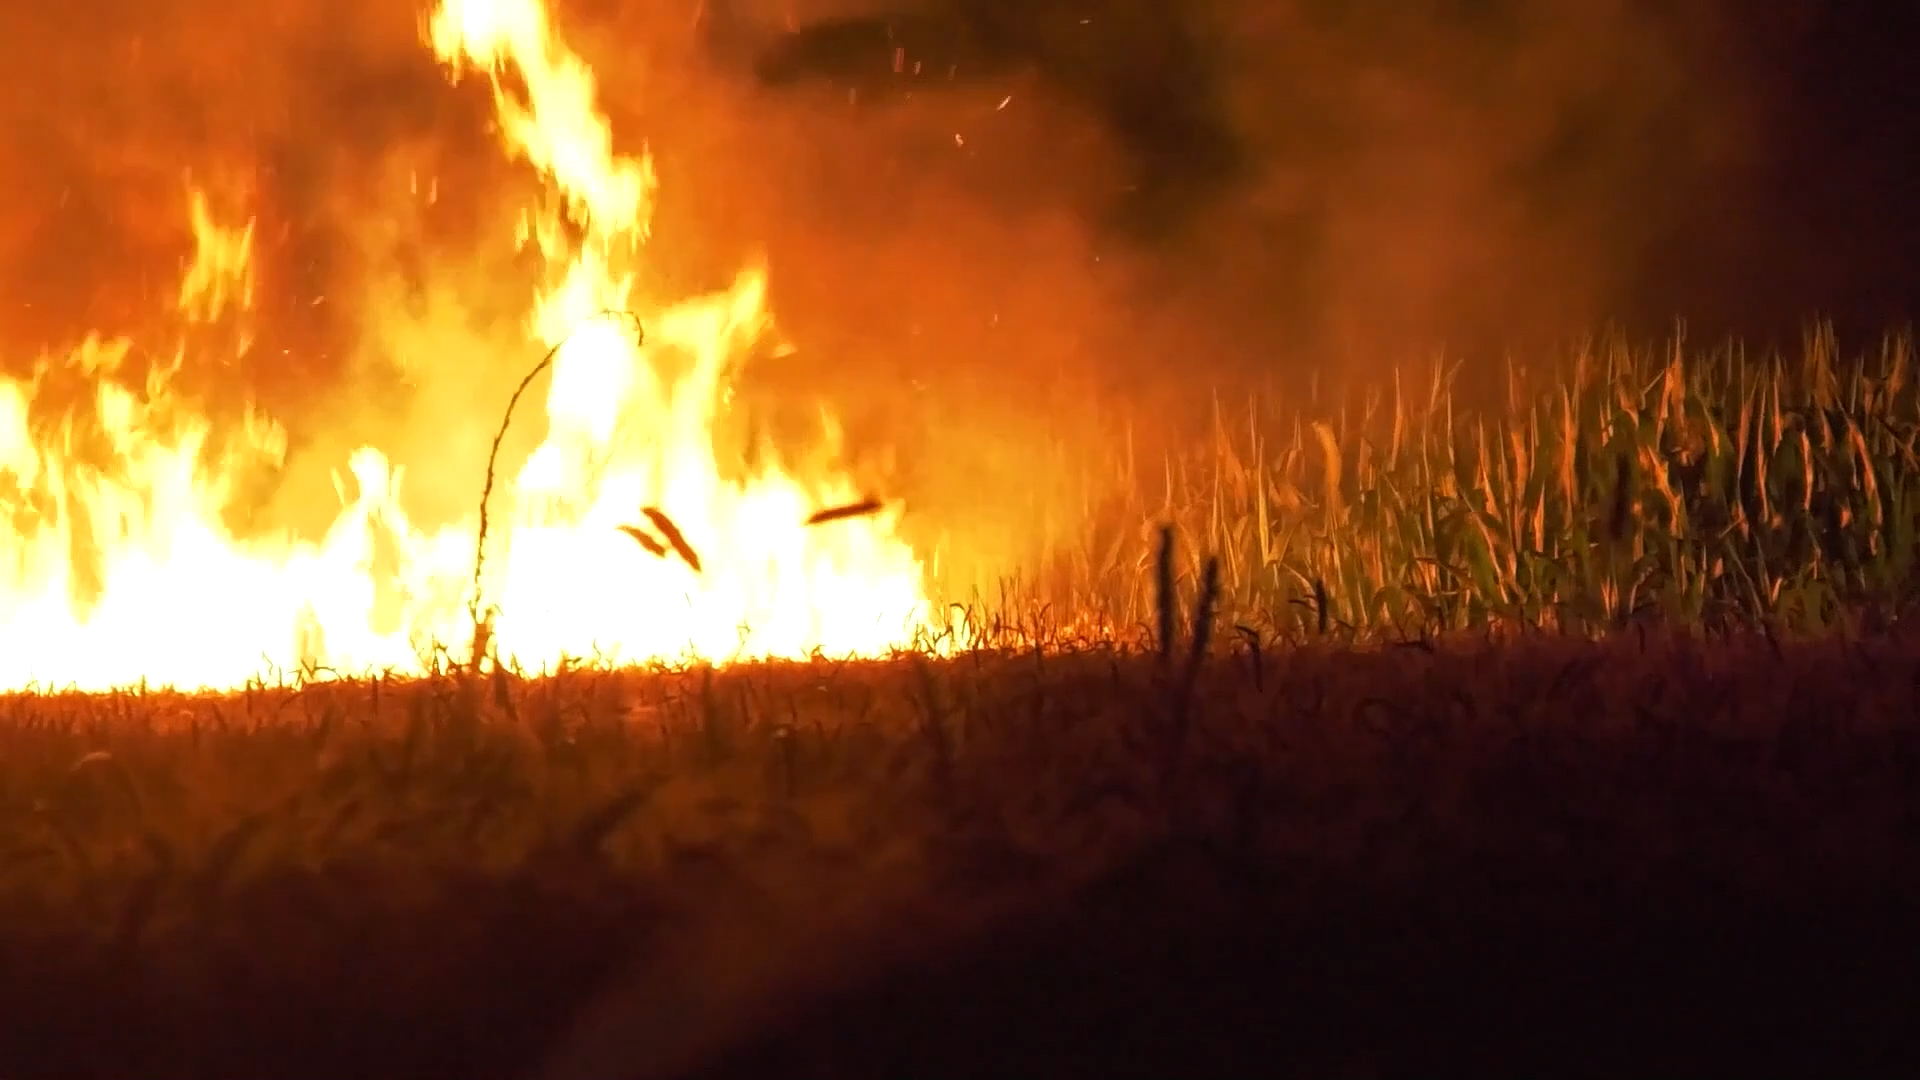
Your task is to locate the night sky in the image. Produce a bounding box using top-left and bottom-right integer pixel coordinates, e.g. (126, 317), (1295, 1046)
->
(1631, 0), (1918, 345)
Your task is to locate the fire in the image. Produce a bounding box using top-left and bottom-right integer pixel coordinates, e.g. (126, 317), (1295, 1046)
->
(178, 188), (256, 326)
(0, 0), (935, 692)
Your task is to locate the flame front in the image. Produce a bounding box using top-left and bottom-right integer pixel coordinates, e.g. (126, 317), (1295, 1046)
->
(0, 0), (934, 691)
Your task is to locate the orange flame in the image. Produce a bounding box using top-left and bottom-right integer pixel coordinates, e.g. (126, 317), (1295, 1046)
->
(0, 0), (935, 691)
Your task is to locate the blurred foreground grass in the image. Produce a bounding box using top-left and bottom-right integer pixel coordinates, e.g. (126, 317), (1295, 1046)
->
(1, 627), (1918, 1079)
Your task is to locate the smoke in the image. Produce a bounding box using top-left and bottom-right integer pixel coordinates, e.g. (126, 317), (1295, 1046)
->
(631, 0), (1771, 386)
(0, 0), (1895, 562)
(1184, 0), (1753, 369)
(575, 0), (1776, 580)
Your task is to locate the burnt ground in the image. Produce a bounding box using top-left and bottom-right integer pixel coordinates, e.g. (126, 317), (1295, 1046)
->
(0, 634), (1914, 1079)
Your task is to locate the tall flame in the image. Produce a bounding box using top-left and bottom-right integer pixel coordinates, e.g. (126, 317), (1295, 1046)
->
(0, 0), (934, 691)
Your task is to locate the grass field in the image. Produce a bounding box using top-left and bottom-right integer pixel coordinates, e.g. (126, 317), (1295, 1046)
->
(985, 327), (1920, 643)
(2, 330), (1919, 1079)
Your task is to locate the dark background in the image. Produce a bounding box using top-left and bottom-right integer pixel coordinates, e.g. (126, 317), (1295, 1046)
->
(0, 0), (1914, 557)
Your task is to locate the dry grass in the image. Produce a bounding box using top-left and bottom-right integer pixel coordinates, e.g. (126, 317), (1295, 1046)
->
(984, 327), (1920, 645)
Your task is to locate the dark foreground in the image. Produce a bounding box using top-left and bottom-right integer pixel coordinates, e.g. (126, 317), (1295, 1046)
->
(0, 633), (1916, 1079)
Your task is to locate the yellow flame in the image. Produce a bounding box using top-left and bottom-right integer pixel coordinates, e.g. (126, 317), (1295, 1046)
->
(0, 0), (934, 691)
(178, 188), (256, 324)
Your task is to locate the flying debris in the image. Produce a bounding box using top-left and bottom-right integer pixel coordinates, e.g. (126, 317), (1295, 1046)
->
(614, 524), (670, 560)
(614, 510), (703, 574)
(805, 498), (887, 526)
(748, 12), (1017, 89)
(641, 507), (704, 573)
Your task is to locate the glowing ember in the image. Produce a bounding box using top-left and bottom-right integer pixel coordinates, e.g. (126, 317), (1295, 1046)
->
(0, 0), (934, 692)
